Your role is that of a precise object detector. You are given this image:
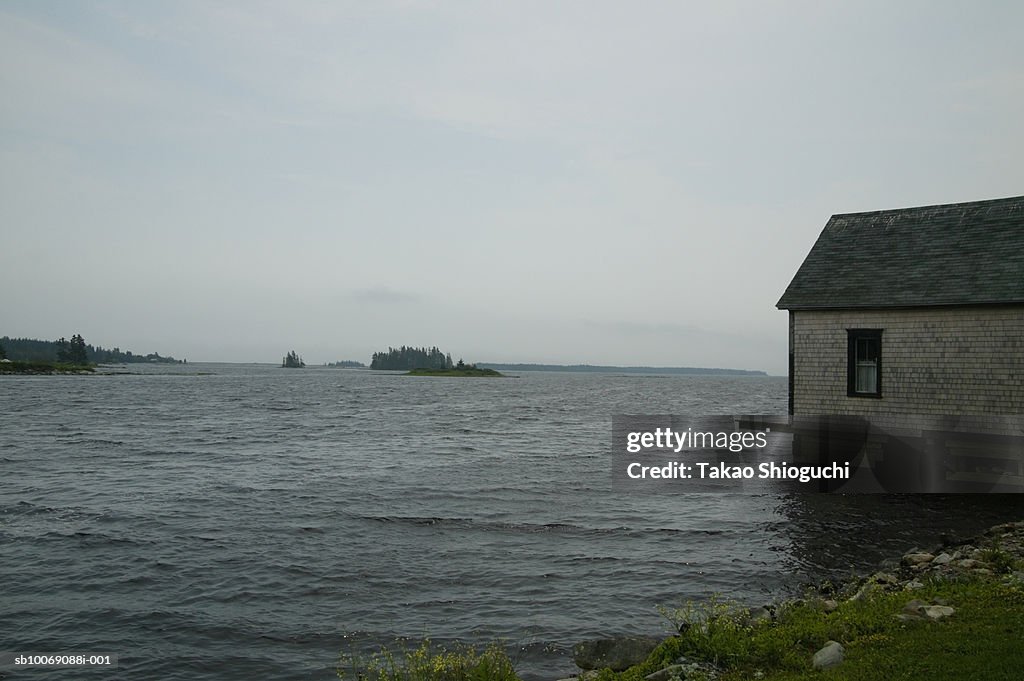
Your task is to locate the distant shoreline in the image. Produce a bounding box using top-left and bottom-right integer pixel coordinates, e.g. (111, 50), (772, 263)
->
(407, 367), (504, 377)
(476, 363), (768, 376)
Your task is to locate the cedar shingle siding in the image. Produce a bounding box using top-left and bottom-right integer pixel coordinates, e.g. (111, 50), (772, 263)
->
(778, 196), (1024, 416)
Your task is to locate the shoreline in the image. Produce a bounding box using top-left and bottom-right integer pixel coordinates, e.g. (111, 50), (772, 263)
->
(560, 519), (1024, 680)
(0, 360), (94, 375)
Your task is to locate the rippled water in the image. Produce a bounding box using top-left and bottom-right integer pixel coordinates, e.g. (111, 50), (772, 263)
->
(3, 364), (1023, 680)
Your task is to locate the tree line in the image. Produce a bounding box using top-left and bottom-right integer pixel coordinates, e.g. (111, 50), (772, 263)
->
(0, 336), (183, 364)
(370, 346), (454, 370)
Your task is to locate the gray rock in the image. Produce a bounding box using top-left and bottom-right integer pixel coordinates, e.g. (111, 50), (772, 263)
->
(661, 657), (719, 680)
(898, 600), (955, 622)
(904, 580), (925, 590)
(924, 605), (955, 620)
(903, 552), (935, 565)
(959, 559), (981, 569)
(897, 599), (927, 622)
(645, 664), (685, 681)
(903, 599), (927, 612)
(822, 599), (839, 612)
(849, 583), (880, 601)
(573, 637), (661, 672)
(812, 641), (844, 670)
(870, 571), (899, 585)
(932, 552), (953, 565)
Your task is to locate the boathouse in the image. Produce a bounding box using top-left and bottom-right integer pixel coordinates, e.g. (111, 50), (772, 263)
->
(777, 195), (1024, 418)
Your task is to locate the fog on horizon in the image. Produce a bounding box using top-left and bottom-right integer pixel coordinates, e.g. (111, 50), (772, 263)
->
(2, 2), (1022, 376)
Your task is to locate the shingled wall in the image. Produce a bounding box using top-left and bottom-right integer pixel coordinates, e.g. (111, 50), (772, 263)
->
(791, 306), (1024, 417)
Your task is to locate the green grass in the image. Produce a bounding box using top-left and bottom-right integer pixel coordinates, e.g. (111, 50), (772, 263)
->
(594, 576), (1024, 681)
(406, 368), (504, 377)
(330, 576), (1024, 681)
(0, 360), (94, 374)
(337, 640), (521, 681)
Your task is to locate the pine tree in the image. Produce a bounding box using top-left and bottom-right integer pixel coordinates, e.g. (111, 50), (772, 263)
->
(55, 337), (70, 363)
(282, 350), (305, 368)
(69, 334), (88, 365)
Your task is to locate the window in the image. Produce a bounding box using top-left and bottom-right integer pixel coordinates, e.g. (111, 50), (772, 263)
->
(847, 329), (882, 397)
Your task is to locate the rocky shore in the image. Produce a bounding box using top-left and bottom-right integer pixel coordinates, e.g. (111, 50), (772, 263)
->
(559, 519), (1024, 681)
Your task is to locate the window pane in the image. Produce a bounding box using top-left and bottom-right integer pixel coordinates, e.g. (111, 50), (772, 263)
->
(857, 338), (879, 362)
(856, 361), (877, 393)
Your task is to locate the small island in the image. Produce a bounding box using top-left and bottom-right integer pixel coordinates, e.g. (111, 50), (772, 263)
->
(281, 350), (306, 368)
(407, 366), (504, 377)
(368, 347), (503, 377)
(371, 345), (454, 371)
(325, 360), (366, 368)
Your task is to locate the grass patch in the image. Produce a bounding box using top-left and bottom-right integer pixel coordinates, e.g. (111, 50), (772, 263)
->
(595, 577), (1024, 681)
(337, 639), (521, 681)
(978, 545), (1021, 575)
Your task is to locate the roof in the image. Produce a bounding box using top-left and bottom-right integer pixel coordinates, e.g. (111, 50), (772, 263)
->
(777, 195), (1024, 310)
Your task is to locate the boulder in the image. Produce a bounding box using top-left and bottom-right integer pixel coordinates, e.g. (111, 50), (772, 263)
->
(812, 641), (844, 670)
(573, 637), (661, 672)
(898, 599), (955, 622)
(898, 599), (928, 621)
(902, 552), (935, 566)
(924, 605), (955, 621)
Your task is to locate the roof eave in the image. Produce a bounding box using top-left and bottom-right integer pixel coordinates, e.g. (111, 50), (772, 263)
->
(778, 300), (1024, 311)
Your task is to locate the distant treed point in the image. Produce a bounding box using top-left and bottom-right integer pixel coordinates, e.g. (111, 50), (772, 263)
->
(0, 336), (184, 364)
(370, 346), (454, 370)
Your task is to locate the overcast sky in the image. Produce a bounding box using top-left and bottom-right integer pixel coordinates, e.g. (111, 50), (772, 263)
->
(2, 1), (1022, 374)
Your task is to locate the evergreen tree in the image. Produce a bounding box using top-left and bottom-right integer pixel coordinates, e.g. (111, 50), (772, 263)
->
(0, 342), (6, 360)
(282, 350), (305, 368)
(369, 345), (456, 370)
(69, 334), (88, 365)
(55, 337), (70, 363)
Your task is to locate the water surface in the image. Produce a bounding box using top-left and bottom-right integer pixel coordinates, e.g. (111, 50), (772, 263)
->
(3, 365), (1022, 679)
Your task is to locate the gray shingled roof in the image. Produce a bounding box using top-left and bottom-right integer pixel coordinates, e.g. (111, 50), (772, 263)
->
(777, 195), (1024, 310)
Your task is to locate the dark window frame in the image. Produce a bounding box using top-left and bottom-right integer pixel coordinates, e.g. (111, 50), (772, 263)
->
(847, 329), (883, 398)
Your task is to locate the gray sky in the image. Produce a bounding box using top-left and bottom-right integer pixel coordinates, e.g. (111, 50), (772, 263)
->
(2, 1), (1022, 374)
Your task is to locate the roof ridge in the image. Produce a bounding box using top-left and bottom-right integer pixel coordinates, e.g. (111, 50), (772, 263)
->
(831, 194), (1024, 220)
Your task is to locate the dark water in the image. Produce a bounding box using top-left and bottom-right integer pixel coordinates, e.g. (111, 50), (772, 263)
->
(2, 365), (1023, 680)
